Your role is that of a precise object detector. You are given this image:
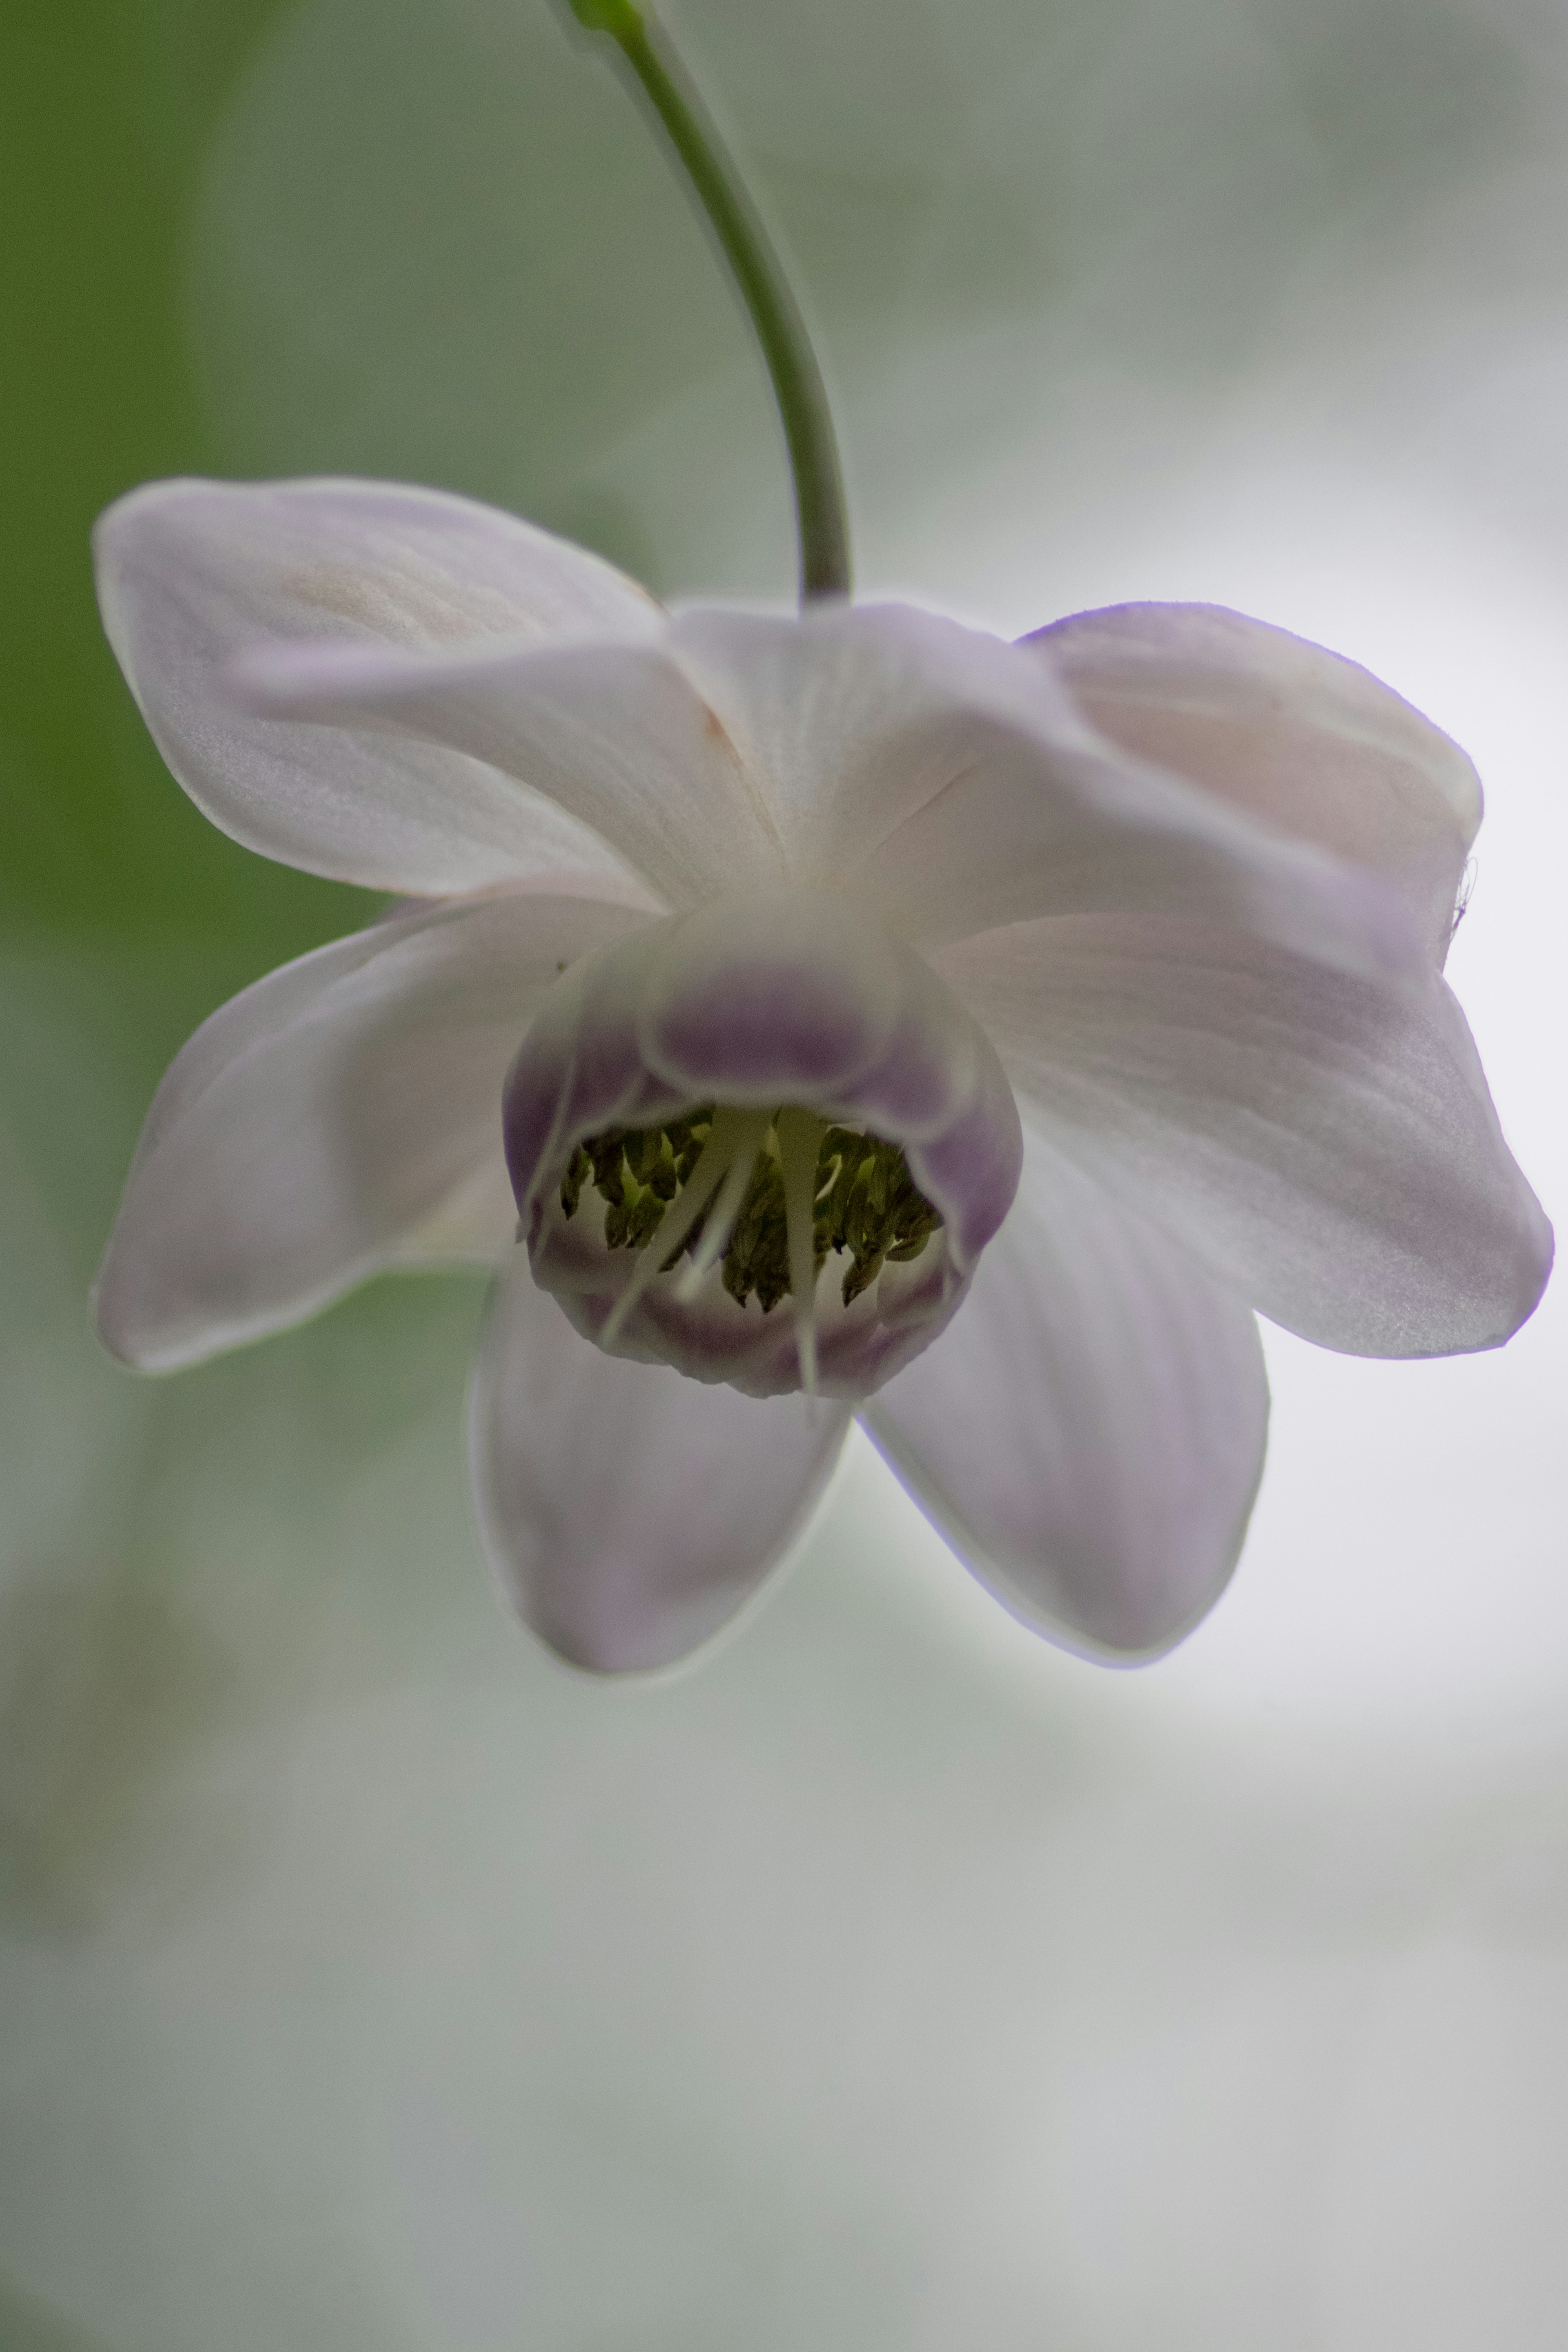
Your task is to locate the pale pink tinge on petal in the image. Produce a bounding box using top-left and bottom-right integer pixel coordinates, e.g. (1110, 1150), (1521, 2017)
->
(470, 1258), (851, 1673)
(1025, 602), (1479, 966)
(94, 475), (666, 902)
(235, 630), (788, 912)
(863, 1139), (1270, 1661)
(937, 912), (1553, 1360)
(805, 610), (1427, 985)
(667, 600), (1053, 881)
(94, 890), (649, 1371)
(237, 584), (1425, 987)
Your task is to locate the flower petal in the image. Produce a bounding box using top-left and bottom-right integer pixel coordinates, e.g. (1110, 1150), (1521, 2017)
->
(241, 596), (1423, 983)
(1025, 602), (1480, 965)
(936, 914), (1553, 1358)
(862, 1141), (1269, 1659)
(470, 1260), (851, 1672)
(666, 602), (1031, 879)
(235, 631), (790, 912)
(386, 1150), (521, 1269)
(94, 476), (666, 901)
(675, 601), (1420, 982)
(95, 892), (649, 1371)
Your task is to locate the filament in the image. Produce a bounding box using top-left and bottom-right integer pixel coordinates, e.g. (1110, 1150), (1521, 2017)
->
(777, 1106), (829, 1394)
(675, 1109), (771, 1299)
(599, 1111), (737, 1344)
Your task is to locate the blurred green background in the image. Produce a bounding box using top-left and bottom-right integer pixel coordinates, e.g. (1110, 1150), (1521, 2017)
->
(3, 2), (1568, 2345)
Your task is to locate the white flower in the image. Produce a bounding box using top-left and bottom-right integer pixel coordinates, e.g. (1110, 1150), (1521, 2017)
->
(91, 477), (1552, 1673)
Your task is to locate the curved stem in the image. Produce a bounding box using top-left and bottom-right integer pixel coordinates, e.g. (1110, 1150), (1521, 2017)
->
(568, 0), (851, 603)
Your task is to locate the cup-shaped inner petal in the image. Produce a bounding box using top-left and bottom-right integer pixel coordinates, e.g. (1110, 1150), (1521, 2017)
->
(501, 892), (1023, 1400)
(636, 890), (905, 1099)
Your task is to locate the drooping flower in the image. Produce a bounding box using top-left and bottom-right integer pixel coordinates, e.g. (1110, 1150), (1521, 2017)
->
(92, 476), (1552, 1672)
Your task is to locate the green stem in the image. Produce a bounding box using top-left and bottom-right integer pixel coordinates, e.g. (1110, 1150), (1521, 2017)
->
(568, 0), (851, 603)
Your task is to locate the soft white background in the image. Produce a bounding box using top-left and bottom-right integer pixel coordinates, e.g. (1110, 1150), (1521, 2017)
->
(2, 0), (1566, 2341)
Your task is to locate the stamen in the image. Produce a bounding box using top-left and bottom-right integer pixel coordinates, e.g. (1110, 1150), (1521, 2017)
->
(600, 1109), (743, 1345)
(567, 1100), (944, 1371)
(675, 1108), (771, 1299)
(777, 1106), (829, 1394)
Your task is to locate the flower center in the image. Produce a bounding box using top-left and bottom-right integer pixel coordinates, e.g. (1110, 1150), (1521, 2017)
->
(558, 1104), (943, 1389)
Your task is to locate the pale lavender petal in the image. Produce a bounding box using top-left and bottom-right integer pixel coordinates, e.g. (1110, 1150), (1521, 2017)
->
(937, 914), (1553, 1358)
(244, 594), (1423, 985)
(667, 601), (1037, 877)
(470, 1261), (851, 1672)
(95, 476), (665, 901)
(863, 1143), (1269, 1659)
(1027, 603), (1480, 965)
(236, 633), (790, 911)
(716, 603), (1423, 983)
(95, 892), (649, 1371)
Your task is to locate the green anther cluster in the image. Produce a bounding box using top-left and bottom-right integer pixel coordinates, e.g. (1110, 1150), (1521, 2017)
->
(815, 1125), (944, 1307)
(559, 1108), (715, 1256)
(559, 1110), (943, 1310)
